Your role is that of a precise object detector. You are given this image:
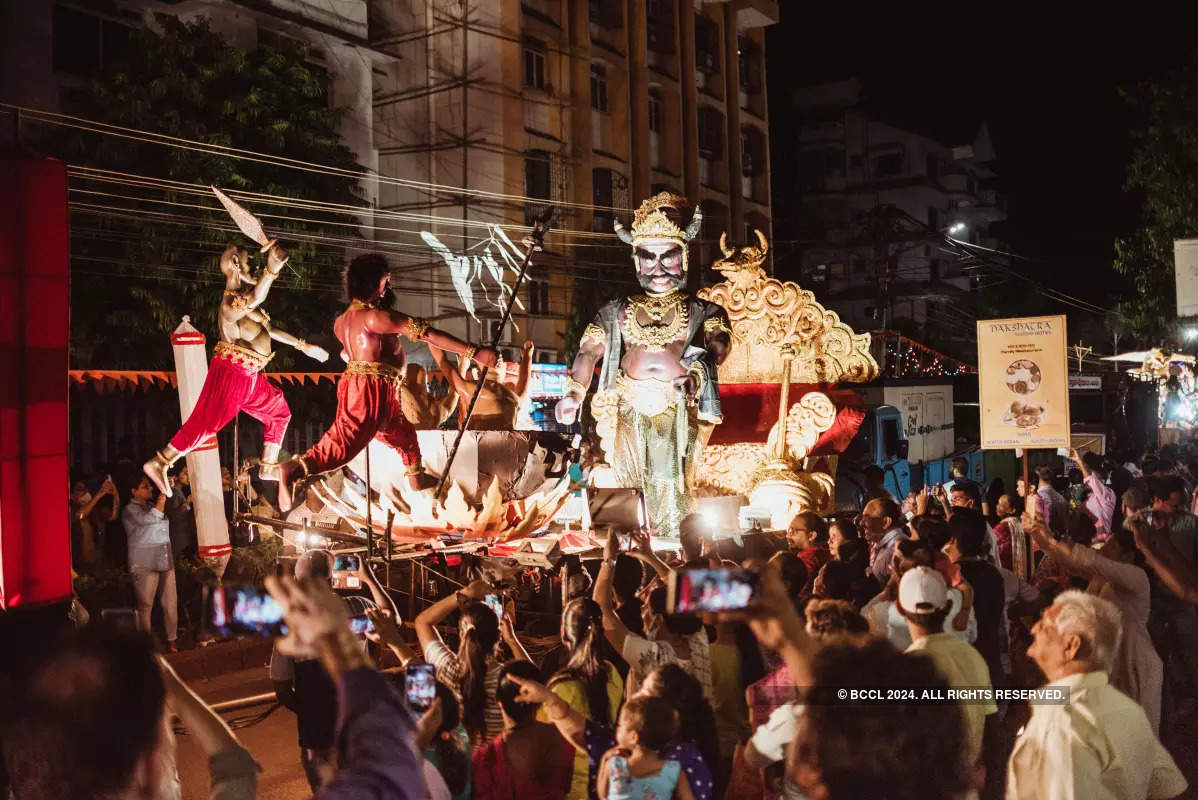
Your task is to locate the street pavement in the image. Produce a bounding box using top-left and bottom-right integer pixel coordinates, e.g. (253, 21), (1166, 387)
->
(175, 666), (309, 800)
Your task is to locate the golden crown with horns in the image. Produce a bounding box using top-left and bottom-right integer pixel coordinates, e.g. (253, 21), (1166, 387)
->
(615, 192), (702, 245)
(614, 192), (703, 273)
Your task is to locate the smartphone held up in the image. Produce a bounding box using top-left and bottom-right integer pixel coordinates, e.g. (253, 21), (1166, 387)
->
(405, 663), (436, 711)
(331, 554), (362, 590)
(207, 585), (287, 637)
(667, 566), (761, 615)
(483, 593), (504, 620)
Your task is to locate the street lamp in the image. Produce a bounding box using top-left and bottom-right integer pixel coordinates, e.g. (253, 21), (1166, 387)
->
(947, 221), (967, 236)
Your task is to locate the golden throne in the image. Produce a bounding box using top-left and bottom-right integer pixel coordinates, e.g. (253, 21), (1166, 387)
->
(692, 231), (879, 525)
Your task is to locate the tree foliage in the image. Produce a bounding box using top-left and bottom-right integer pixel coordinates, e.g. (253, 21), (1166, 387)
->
(41, 15), (363, 369)
(1113, 66), (1198, 345)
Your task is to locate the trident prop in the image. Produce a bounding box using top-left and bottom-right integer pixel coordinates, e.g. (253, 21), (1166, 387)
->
(434, 208), (554, 501)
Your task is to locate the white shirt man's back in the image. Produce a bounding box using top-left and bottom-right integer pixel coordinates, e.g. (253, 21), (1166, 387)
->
(1006, 671), (1186, 800)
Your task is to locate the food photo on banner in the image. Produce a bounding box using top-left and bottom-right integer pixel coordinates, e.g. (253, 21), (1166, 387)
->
(976, 315), (1071, 451)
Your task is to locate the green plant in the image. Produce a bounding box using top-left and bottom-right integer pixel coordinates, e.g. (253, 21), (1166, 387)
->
(35, 14), (363, 370)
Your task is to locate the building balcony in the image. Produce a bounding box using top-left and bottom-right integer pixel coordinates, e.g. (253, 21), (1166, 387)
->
(522, 0), (562, 25)
(524, 100), (552, 136)
(701, 0), (779, 28)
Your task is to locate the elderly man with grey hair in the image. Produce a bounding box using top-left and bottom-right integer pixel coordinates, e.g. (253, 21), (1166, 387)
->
(1006, 590), (1186, 800)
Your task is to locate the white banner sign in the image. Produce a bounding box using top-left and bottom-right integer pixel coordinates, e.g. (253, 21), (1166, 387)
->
(1175, 238), (1198, 317)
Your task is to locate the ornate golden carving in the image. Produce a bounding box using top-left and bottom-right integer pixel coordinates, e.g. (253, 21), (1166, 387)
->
(703, 316), (732, 337)
(689, 230), (876, 516)
(762, 393), (839, 462)
(622, 293), (689, 353)
(692, 443), (765, 497)
(748, 464), (836, 522)
(590, 389), (620, 463)
(581, 323), (607, 348)
(403, 317), (431, 340)
(713, 229), (769, 274)
(698, 233), (878, 385)
(213, 341), (273, 372)
(345, 360), (405, 383)
(630, 192), (689, 244)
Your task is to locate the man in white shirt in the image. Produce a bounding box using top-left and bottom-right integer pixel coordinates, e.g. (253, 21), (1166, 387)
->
(1006, 591), (1187, 800)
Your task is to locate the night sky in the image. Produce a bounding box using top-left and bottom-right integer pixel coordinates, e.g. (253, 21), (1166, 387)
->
(765, 24), (1198, 308)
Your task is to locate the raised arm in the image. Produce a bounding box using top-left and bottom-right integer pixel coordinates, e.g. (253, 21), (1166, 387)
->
(264, 575), (423, 800)
(1022, 511), (1141, 591)
(514, 340), (535, 400)
(77, 478), (117, 520)
(414, 579), (490, 653)
(1070, 449), (1091, 479)
(556, 320), (606, 425)
(428, 343), (470, 396)
(1133, 516), (1198, 603)
(245, 245), (288, 311)
(159, 656), (259, 800)
(364, 607), (420, 667)
(593, 530), (632, 654)
(1022, 512), (1081, 566)
(509, 675), (588, 752)
(499, 603), (533, 662)
(366, 309), (497, 367)
(629, 530), (671, 582)
(244, 309), (329, 362)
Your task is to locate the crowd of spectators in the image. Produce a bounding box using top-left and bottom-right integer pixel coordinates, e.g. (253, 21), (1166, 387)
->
(12, 444), (1198, 799)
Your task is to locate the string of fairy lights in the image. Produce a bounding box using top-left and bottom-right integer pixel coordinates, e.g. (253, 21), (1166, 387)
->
(877, 332), (976, 378)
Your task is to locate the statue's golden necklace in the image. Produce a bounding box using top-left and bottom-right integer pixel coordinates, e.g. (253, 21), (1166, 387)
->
(622, 292), (687, 353)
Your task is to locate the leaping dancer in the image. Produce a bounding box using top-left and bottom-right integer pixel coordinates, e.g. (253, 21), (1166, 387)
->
(143, 188), (330, 496)
(276, 253), (498, 510)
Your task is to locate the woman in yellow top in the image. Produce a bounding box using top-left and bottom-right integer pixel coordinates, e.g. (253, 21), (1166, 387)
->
(538, 597), (624, 799)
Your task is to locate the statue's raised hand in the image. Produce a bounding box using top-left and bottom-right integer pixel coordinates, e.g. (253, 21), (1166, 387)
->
(555, 395), (580, 425)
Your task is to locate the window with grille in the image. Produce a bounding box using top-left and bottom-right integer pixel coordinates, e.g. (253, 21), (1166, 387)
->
(528, 279), (552, 315)
(648, 91), (663, 132)
(592, 167), (626, 232)
(590, 63), (608, 112)
(523, 40), (546, 89)
(525, 151), (551, 224)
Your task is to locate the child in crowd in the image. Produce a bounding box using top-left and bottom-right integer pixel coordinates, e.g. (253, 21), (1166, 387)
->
(598, 695), (695, 800)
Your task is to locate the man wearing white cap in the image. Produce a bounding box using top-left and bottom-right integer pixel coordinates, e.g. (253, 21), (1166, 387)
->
(899, 565), (995, 789)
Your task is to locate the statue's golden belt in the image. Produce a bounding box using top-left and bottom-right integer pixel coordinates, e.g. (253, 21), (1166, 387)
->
(344, 360), (405, 384)
(616, 372), (680, 417)
(214, 341), (273, 373)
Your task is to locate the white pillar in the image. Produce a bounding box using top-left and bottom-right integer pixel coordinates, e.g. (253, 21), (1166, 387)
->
(171, 317), (230, 576)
